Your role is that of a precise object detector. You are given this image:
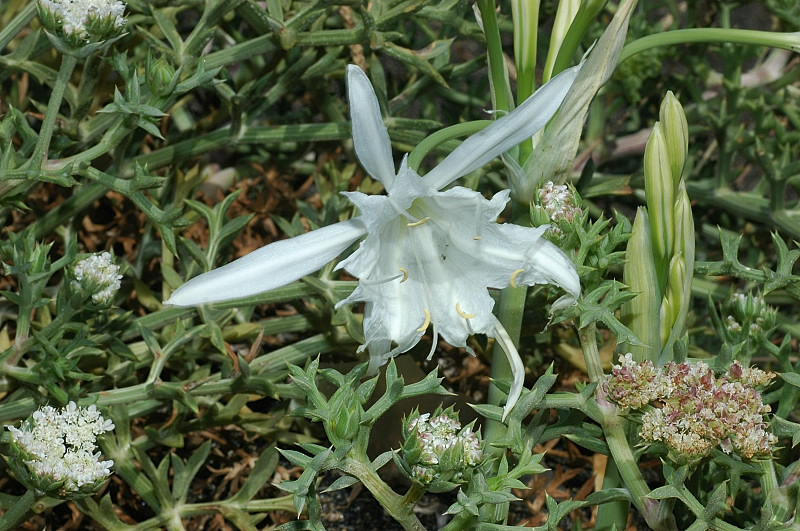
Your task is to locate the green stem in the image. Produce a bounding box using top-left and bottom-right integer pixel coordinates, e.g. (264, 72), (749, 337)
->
(440, 510), (473, 531)
(594, 456), (630, 531)
(0, 490), (40, 531)
(619, 28), (800, 64)
(602, 410), (676, 530)
(342, 458), (425, 531)
(550, 0), (606, 77)
(8, 297), (80, 365)
(583, 325), (677, 531)
(47, 119), (128, 170)
(401, 482), (427, 507)
(476, 0), (511, 114)
(579, 322), (605, 384)
(30, 54), (79, 168)
(0, 3), (37, 52)
(484, 205), (532, 446)
(759, 458), (791, 523)
(485, 285), (527, 443)
(480, 205), (530, 525)
(408, 121), (491, 172)
(511, 0), (539, 163)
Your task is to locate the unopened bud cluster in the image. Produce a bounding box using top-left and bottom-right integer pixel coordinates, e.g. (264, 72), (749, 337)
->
(531, 181), (582, 241)
(603, 353), (664, 409)
(71, 252), (122, 305)
(38, 0), (126, 48)
(723, 292), (776, 345)
(605, 355), (776, 460)
(400, 409), (482, 487)
(5, 402), (115, 497)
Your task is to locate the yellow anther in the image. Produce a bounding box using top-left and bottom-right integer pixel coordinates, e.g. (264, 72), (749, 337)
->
(473, 236), (482, 240)
(398, 267), (409, 283)
(456, 303), (475, 319)
(406, 217), (431, 227)
(417, 309), (431, 332)
(510, 269), (525, 288)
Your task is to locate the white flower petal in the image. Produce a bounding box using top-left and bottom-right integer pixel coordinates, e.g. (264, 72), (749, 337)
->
(493, 322), (525, 421)
(165, 218), (366, 306)
(347, 65), (397, 188)
(424, 64), (582, 190)
(494, 223), (581, 306)
(337, 166), (579, 370)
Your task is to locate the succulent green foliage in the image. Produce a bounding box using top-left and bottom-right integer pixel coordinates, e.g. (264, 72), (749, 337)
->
(278, 357), (448, 522)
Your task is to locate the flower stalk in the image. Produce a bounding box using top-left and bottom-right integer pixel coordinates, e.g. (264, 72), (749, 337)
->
(0, 490), (40, 531)
(620, 28), (800, 64)
(341, 458), (426, 531)
(29, 53), (78, 168)
(476, 0), (511, 116)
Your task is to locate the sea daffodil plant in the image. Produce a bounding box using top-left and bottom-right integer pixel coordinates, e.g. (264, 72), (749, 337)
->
(166, 65), (582, 419)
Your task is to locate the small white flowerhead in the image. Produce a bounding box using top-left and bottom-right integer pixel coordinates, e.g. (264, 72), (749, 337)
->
(616, 360), (778, 461)
(602, 353), (664, 410)
(721, 291), (776, 346)
(399, 408), (482, 490)
(531, 181), (583, 243)
(71, 251), (122, 305)
(4, 402), (115, 498)
(38, 0), (126, 49)
(536, 181), (582, 223)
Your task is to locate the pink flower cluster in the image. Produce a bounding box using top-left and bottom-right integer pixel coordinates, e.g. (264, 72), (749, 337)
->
(531, 181), (583, 240)
(537, 181), (581, 222)
(605, 355), (776, 459)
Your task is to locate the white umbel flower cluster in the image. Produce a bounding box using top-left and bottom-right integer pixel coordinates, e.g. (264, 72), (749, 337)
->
(6, 402), (115, 495)
(71, 251), (122, 304)
(605, 356), (776, 460)
(537, 181), (582, 223)
(403, 410), (482, 486)
(38, 0), (125, 41)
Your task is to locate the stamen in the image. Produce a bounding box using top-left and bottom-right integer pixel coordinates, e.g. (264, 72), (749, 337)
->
(417, 309), (431, 332)
(360, 271), (405, 286)
(510, 268), (525, 288)
(407, 217), (431, 227)
(456, 303), (476, 319)
(494, 322), (524, 422)
(426, 319), (439, 360)
(473, 236), (482, 240)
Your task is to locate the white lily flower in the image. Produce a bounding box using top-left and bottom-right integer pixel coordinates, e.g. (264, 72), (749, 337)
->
(166, 65), (582, 419)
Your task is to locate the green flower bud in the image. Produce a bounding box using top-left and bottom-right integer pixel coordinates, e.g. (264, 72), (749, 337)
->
(661, 253), (686, 349)
(329, 401), (361, 443)
(621, 208), (661, 362)
(146, 53), (178, 98)
(659, 91), (689, 187)
(640, 92), (695, 363)
(660, 183), (694, 355)
(643, 122), (675, 274)
(722, 291), (777, 347)
(542, 0), (580, 82)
